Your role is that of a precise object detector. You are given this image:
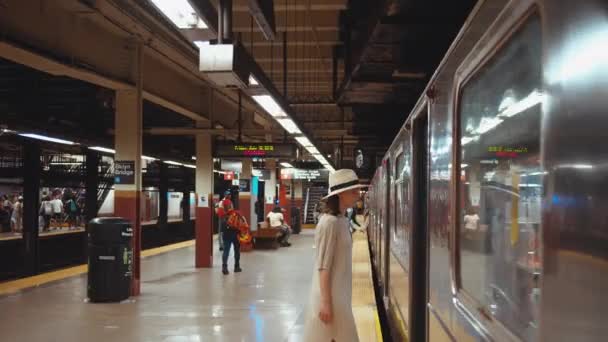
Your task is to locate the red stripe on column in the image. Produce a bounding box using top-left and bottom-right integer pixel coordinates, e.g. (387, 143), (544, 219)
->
(195, 206), (213, 268)
(115, 190), (142, 296)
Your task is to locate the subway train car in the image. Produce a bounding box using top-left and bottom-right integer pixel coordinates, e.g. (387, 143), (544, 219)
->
(367, 0), (608, 341)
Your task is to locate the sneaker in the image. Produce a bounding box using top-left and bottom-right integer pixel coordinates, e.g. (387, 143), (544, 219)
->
(234, 266), (242, 273)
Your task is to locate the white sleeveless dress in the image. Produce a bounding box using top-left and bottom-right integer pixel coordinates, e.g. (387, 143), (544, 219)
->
(302, 214), (359, 342)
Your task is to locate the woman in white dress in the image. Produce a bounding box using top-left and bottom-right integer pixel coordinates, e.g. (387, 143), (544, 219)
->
(303, 169), (364, 342)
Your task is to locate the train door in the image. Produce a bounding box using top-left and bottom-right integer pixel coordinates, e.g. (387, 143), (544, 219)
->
(411, 110), (429, 341)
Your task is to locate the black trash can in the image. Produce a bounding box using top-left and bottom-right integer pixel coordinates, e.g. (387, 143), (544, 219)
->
(87, 217), (133, 302)
(291, 207), (301, 234)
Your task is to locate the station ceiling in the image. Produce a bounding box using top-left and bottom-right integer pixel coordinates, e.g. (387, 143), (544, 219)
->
(0, 0), (476, 177)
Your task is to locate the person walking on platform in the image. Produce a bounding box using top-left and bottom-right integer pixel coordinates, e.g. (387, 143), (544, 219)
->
(0, 195), (12, 232)
(50, 193), (63, 230)
(221, 215), (242, 275)
(303, 169), (363, 342)
(215, 190), (233, 252)
(39, 194), (53, 232)
(11, 196), (23, 233)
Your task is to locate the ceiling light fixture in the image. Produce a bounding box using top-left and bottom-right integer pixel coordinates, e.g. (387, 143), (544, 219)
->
(19, 133), (75, 145)
(306, 146), (320, 155)
(251, 95), (287, 117)
(280, 162), (294, 168)
(89, 146), (115, 154)
(149, 0), (208, 29)
(295, 136), (313, 147)
(276, 118), (301, 134)
(164, 160), (184, 166)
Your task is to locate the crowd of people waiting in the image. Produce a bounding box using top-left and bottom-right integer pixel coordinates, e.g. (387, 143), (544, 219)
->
(0, 189), (84, 234)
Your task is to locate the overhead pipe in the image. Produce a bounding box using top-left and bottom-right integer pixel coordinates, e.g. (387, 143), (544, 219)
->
(217, 0), (233, 43)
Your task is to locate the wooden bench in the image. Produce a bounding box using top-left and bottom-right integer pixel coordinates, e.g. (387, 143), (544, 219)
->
(251, 222), (282, 249)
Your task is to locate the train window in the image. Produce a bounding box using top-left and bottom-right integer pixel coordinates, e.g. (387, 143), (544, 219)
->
(457, 15), (541, 341)
(393, 145), (412, 266)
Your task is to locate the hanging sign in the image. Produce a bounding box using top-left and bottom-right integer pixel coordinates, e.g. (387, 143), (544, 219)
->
(252, 169), (271, 180)
(280, 168), (328, 180)
(114, 160), (135, 185)
(214, 143), (296, 158)
(224, 171), (235, 180)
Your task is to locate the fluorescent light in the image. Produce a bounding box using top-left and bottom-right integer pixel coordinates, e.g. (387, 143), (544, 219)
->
(556, 163), (593, 169)
(280, 162), (294, 168)
(49, 162), (82, 166)
(19, 133), (75, 145)
(249, 74), (259, 86)
(523, 171), (548, 176)
(89, 146), (115, 154)
(149, 0), (208, 29)
(191, 156), (197, 160)
(295, 136), (313, 147)
(164, 160), (183, 166)
(277, 118), (301, 134)
(142, 156), (156, 161)
(474, 117), (503, 135)
(498, 90), (544, 118)
(213, 169), (226, 174)
(252, 95), (287, 117)
(306, 146), (320, 155)
(461, 136), (479, 146)
(184, 164), (196, 169)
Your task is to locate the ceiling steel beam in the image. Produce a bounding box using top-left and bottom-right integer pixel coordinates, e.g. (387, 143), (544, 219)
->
(189, 0), (219, 34)
(248, 0), (276, 40)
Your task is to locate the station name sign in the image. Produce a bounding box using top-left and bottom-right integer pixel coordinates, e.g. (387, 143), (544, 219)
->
(114, 160), (135, 185)
(214, 143), (296, 158)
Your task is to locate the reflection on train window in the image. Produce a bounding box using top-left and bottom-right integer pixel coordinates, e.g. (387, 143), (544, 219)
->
(393, 147), (411, 267)
(458, 15), (541, 341)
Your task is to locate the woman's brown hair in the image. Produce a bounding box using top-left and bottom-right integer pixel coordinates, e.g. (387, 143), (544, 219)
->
(323, 195), (341, 216)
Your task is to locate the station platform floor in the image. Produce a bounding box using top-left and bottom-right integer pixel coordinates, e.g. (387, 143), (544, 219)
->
(0, 230), (381, 342)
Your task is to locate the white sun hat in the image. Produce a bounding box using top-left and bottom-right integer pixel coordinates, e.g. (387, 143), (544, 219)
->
(324, 169), (366, 199)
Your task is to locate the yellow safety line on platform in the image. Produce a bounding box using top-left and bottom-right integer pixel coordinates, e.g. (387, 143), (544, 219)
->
(0, 238), (200, 297)
(351, 231), (383, 342)
(301, 224), (316, 229)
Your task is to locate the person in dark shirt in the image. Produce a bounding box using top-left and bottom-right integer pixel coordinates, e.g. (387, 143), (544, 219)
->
(219, 190), (241, 275)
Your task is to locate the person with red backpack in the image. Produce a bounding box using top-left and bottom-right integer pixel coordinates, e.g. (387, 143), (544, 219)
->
(215, 190), (233, 252)
(216, 190), (242, 275)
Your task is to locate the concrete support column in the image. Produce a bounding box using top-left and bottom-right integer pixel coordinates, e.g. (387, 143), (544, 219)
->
(84, 150), (100, 223)
(195, 129), (214, 268)
(84, 149), (100, 261)
(293, 180), (304, 228)
(114, 42), (143, 295)
(22, 141), (40, 276)
(158, 161), (168, 227)
(264, 159), (277, 217)
(181, 167), (191, 223)
(240, 159), (252, 227)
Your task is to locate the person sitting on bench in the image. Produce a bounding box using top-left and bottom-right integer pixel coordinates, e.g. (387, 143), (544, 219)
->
(267, 206), (291, 247)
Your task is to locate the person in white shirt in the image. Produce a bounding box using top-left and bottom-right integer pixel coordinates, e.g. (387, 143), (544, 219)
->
(267, 206), (291, 247)
(11, 196), (23, 233)
(51, 194), (64, 230)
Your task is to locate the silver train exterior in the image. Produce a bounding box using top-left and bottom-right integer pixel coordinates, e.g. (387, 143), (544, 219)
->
(366, 0), (608, 341)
